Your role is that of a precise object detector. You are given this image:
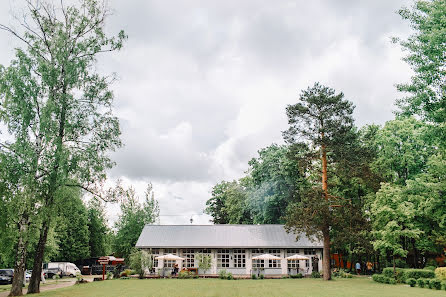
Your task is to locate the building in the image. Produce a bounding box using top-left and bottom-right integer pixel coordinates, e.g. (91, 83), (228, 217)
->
(135, 224), (323, 276)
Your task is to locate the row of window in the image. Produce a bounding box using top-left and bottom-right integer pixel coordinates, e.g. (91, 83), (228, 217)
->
(143, 248), (315, 268)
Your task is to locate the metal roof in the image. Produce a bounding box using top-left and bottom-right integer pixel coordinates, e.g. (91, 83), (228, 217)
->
(135, 225), (322, 249)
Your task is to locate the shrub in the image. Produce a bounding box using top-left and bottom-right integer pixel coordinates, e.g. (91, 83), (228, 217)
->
(251, 274), (257, 280)
(435, 267), (446, 280)
(430, 279), (442, 290)
(441, 281), (446, 291)
(382, 267), (404, 280)
(388, 278), (397, 285)
(106, 272), (113, 280)
(402, 269), (435, 282)
(406, 278), (416, 287)
(282, 275), (289, 279)
(259, 274), (264, 279)
(424, 266), (436, 271)
(218, 270), (227, 280)
(290, 273), (303, 279)
(179, 271), (193, 279)
(417, 278), (426, 288)
(311, 271), (321, 278)
(333, 269), (353, 278)
(226, 272), (234, 280)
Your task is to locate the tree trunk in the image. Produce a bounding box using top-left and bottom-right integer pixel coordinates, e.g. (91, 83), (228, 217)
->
(321, 143), (328, 198)
(9, 218), (29, 296)
(27, 221), (50, 294)
(322, 226), (331, 280)
(392, 255), (396, 278)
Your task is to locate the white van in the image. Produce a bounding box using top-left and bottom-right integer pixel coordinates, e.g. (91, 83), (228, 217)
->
(47, 262), (81, 277)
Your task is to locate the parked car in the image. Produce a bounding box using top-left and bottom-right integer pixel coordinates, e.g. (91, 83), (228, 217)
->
(0, 269), (14, 285)
(25, 270), (32, 282)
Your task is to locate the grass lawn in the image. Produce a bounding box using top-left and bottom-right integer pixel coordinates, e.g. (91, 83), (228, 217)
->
(36, 277), (446, 297)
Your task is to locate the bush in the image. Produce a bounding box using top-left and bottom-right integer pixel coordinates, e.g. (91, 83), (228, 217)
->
(179, 271), (193, 279)
(424, 266), (436, 271)
(226, 272), (234, 280)
(382, 267), (404, 280)
(311, 271), (321, 278)
(251, 274), (257, 280)
(402, 269), (435, 282)
(435, 267), (446, 280)
(281, 275), (289, 279)
(406, 278), (416, 287)
(430, 279), (442, 290)
(218, 270), (227, 280)
(333, 269), (353, 278)
(372, 274), (393, 284)
(417, 278), (426, 288)
(259, 274), (264, 279)
(290, 273), (304, 279)
(441, 281), (446, 290)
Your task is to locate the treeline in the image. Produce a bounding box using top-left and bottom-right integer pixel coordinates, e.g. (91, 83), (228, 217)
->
(205, 0), (446, 280)
(0, 182), (159, 267)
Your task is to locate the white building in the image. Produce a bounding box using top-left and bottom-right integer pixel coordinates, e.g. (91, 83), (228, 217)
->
(135, 224), (323, 276)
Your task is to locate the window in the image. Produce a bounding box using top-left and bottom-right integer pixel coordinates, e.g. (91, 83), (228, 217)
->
(287, 249), (300, 256)
(198, 249), (211, 255)
(304, 249), (315, 255)
(233, 249), (246, 268)
(217, 249), (230, 268)
(151, 249), (160, 268)
(183, 249), (195, 268)
(163, 249), (177, 268)
(267, 249), (281, 268)
(252, 249), (264, 268)
(305, 260), (310, 268)
(288, 260), (300, 269)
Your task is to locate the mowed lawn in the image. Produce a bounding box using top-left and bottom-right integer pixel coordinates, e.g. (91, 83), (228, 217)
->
(36, 277), (446, 297)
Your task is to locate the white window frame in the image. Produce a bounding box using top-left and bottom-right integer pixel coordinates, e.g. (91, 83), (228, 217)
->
(233, 249), (246, 268)
(217, 249), (230, 268)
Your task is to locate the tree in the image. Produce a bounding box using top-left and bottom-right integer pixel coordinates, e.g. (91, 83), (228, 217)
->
(114, 184), (159, 259)
(195, 253), (212, 276)
(395, 0), (446, 125)
(370, 183), (422, 274)
(0, 0), (126, 294)
(129, 249), (151, 279)
(372, 117), (435, 185)
(53, 188), (90, 263)
(87, 199), (111, 257)
(283, 82), (355, 280)
(204, 180), (252, 224)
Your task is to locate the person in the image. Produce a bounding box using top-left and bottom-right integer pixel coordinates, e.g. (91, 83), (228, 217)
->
(41, 269), (46, 284)
(171, 264), (179, 276)
(355, 262), (361, 275)
(366, 261), (373, 275)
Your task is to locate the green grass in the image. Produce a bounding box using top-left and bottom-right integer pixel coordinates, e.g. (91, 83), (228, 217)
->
(35, 277), (446, 297)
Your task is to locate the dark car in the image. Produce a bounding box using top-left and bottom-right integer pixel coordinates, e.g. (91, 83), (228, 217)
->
(0, 269), (13, 285)
(44, 268), (62, 279)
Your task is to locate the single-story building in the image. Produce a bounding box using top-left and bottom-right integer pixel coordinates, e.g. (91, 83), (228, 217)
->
(135, 224), (323, 276)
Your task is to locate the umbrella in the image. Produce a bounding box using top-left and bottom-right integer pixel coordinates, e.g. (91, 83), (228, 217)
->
(286, 254), (310, 260)
(252, 254), (281, 260)
(155, 254), (184, 260)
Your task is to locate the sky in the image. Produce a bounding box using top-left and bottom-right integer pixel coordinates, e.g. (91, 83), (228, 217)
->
(0, 0), (413, 226)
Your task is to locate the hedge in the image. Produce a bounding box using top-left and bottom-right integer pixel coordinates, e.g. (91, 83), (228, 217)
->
(417, 278), (427, 288)
(435, 267), (446, 281)
(381, 267), (435, 283)
(372, 274), (395, 284)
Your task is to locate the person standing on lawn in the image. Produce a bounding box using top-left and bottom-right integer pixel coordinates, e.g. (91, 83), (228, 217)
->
(355, 262), (361, 275)
(366, 261), (373, 275)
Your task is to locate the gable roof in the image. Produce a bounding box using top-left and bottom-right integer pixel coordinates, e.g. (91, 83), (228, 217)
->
(135, 224), (322, 249)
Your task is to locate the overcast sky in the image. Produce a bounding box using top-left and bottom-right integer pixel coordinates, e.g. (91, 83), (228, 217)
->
(0, 0), (413, 226)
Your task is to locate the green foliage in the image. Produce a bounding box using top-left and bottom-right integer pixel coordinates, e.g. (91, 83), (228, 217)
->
(259, 274), (264, 279)
(424, 266), (436, 271)
(226, 272), (234, 280)
(195, 253), (212, 274)
(114, 184), (159, 259)
(251, 274), (257, 279)
(430, 279), (442, 290)
(372, 274), (393, 284)
(87, 199), (111, 257)
(332, 269), (353, 278)
(290, 273), (303, 279)
(403, 269), (435, 281)
(441, 281), (446, 290)
(435, 268), (446, 280)
(178, 271), (194, 279)
(396, 0), (446, 125)
(106, 272), (113, 280)
(406, 278), (416, 287)
(311, 271), (321, 278)
(129, 249), (151, 279)
(218, 270), (227, 279)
